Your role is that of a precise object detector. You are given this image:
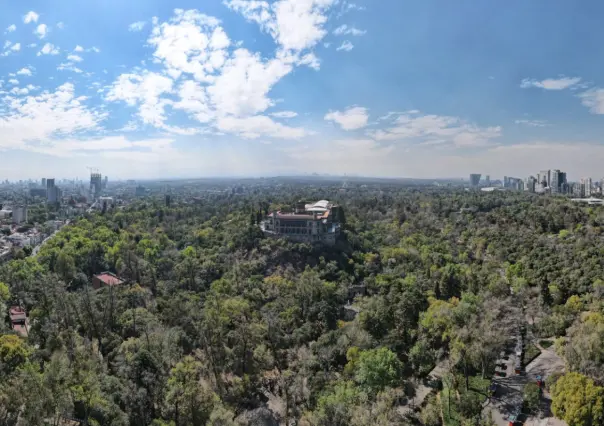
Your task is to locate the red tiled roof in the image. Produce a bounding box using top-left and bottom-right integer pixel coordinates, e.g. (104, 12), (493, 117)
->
(95, 273), (124, 286)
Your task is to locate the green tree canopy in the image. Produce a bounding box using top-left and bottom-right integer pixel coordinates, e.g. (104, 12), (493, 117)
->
(551, 372), (604, 426)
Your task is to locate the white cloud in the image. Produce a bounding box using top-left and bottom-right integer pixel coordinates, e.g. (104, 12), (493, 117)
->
(224, 0), (335, 53)
(34, 23), (48, 39)
(8, 79), (19, 85)
(129, 21), (146, 31)
(370, 111), (502, 147)
(336, 40), (354, 51)
(147, 9), (229, 81)
(578, 89), (604, 115)
(208, 48), (292, 116)
(0, 82), (106, 151)
(520, 76), (581, 90)
(67, 54), (83, 62)
(11, 87), (29, 96)
(515, 119), (549, 127)
(5, 24), (16, 33)
(74, 45), (84, 52)
(23, 11), (40, 24)
(42, 136), (175, 156)
(325, 106), (368, 130)
(106, 72), (174, 127)
(38, 43), (59, 56)
(16, 67), (33, 76)
(27, 43), (37, 48)
(271, 111), (298, 118)
(345, 2), (365, 11)
(333, 24), (365, 36)
(297, 52), (320, 70)
(216, 115), (305, 139)
(57, 63), (83, 73)
(106, 9), (312, 140)
(89, 47), (100, 53)
(57, 22), (64, 29)
(1, 42), (21, 56)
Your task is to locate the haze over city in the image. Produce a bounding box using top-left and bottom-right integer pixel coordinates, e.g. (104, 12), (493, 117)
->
(3, 0), (604, 180)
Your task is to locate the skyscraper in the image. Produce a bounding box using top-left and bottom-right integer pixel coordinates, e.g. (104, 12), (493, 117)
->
(582, 177), (593, 197)
(90, 173), (102, 200)
(539, 170), (550, 189)
(485, 175), (490, 186)
(469, 174), (481, 187)
(526, 176), (537, 193)
(47, 179), (57, 203)
(550, 170), (560, 194)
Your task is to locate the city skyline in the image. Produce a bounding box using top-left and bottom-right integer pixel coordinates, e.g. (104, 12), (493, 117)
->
(4, 1), (604, 179)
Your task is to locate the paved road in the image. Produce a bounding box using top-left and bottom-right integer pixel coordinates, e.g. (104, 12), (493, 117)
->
(483, 341), (566, 426)
(32, 230), (58, 256)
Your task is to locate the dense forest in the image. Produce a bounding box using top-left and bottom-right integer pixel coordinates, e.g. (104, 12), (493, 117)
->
(0, 186), (603, 425)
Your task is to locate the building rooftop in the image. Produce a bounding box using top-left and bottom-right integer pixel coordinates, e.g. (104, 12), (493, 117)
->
(272, 212), (315, 219)
(9, 306), (27, 322)
(272, 210), (331, 220)
(94, 272), (124, 286)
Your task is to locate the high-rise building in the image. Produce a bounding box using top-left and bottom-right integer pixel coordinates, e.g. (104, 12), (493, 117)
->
(572, 182), (583, 197)
(135, 185), (146, 197)
(582, 177), (593, 197)
(469, 174), (481, 187)
(504, 176), (523, 191)
(550, 170), (560, 194)
(90, 173), (102, 200)
(41, 178), (46, 188)
(103, 176), (108, 189)
(46, 179), (62, 204)
(559, 172), (568, 193)
(46, 179), (56, 203)
(485, 175), (490, 186)
(526, 176), (537, 193)
(539, 170), (550, 189)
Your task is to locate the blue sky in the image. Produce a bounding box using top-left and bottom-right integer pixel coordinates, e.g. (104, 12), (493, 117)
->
(2, 0), (604, 180)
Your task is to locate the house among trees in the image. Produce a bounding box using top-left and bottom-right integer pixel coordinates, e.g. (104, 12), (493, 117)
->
(261, 200), (342, 245)
(9, 306), (28, 337)
(92, 271), (125, 289)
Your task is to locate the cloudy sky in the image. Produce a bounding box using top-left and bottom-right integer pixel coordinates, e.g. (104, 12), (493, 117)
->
(1, 0), (604, 180)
